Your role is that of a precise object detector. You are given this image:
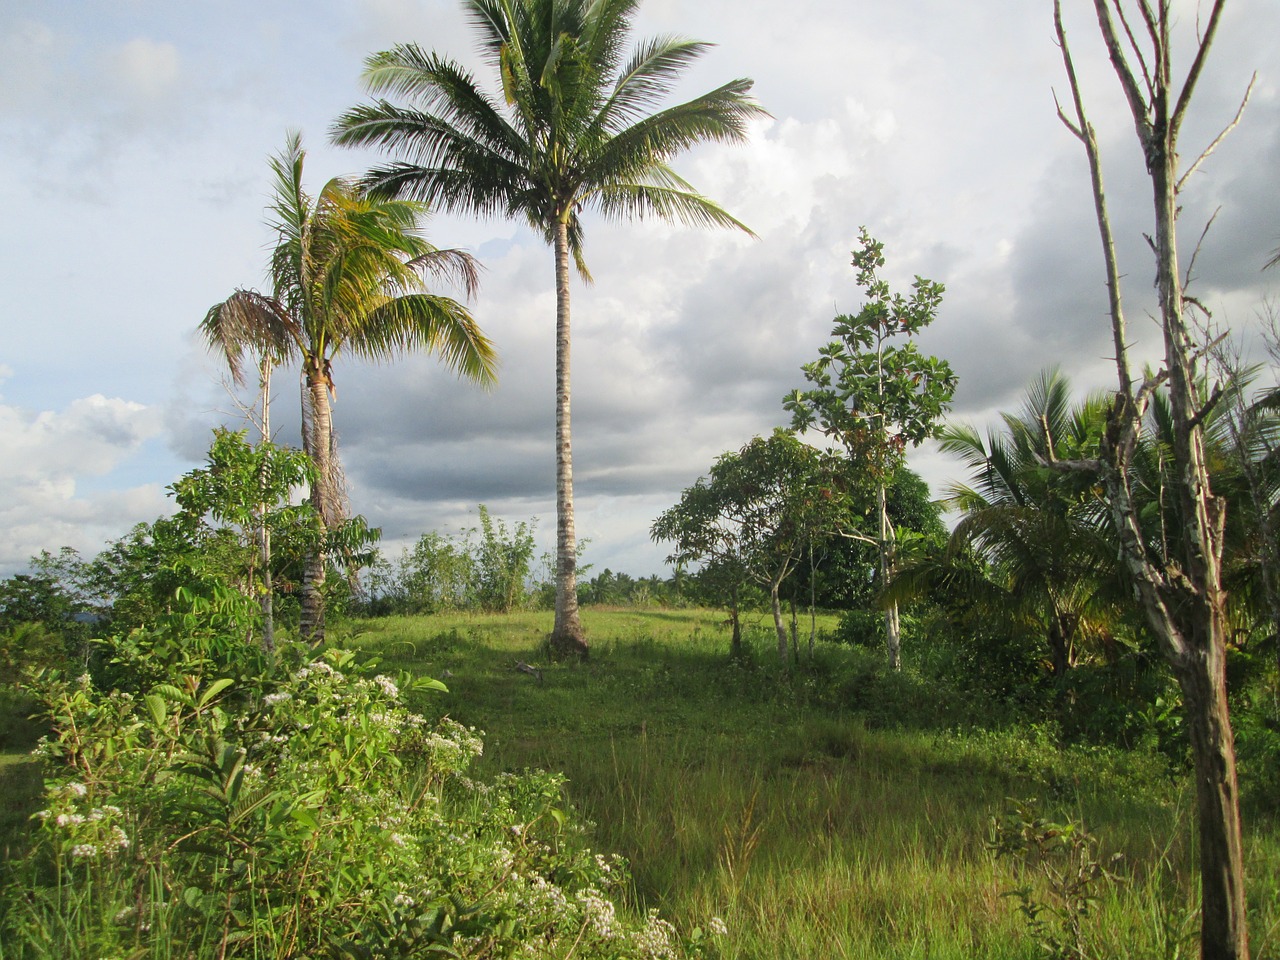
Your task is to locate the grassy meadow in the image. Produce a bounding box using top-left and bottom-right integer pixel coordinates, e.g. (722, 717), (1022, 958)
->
(333, 607), (1280, 959)
(2, 605), (1278, 958)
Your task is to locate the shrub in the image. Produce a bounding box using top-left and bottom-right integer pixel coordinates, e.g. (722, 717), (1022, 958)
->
(1, 633), (717, 959)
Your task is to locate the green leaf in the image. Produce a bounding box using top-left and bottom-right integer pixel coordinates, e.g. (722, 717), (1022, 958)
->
(143, 693), (167, 727)
(198, 677), (235, 708)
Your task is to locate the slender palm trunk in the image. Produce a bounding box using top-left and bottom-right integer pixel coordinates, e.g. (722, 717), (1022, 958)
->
(549, 220), (589, 658)
(257, 356), (275, 653)
(301, 361), (334, 645)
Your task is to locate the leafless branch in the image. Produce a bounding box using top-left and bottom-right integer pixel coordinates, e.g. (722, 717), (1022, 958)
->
(1053, 89), (1085, 141)
(1057, 0), (1134, 394)
(1187, 383), (1225, 432)
(1179, 73), (1255, 191)
(1035, 413), (1102, 474)
(1113, 0), (1156, 99)
(1182, 207), (1220, 290)
(1171, 0), (1229, 138)
(1093, 0), (1156, 151)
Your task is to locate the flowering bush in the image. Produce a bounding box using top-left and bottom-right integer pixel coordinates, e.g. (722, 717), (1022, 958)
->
(2, 638), (725, 959)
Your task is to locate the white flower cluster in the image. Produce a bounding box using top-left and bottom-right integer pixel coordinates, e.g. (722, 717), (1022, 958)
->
(576, 888), (619, 940)
(36, 783), (131, 861)
(630, 910), (678, 960)
(294, 660), (344, 683)
(423, 719), (485, 771)
(373, 675), (399, 699)
(525, 874), (570, 915)
(67, 826), (128, 859)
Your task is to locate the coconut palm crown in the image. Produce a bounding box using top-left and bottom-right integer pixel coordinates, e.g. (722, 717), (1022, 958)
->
(332, 0), (767, 655)
(202, 132), (498, 644)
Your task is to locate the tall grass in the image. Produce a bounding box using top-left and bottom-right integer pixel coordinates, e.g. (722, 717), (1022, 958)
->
(345, 607), (1280, 959)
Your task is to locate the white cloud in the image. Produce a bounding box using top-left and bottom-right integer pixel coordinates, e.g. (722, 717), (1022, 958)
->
(0, 392), (169, 573)
(0, 19), (59, 115)
(104, 37), (181, 103)
(1, 0), (1278, 582)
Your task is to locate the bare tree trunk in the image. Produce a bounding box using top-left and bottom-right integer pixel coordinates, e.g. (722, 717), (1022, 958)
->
(549, 219), (588, 658)
(729, 581), (743, 659)
(770, 580), (788, 664)
(878, 481), (902, 670)
(1054, 4), (1250, 955)
(300, 362), (335, 646)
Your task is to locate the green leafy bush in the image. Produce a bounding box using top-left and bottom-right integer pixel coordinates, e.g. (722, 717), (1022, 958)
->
(1, 630), (717, 959)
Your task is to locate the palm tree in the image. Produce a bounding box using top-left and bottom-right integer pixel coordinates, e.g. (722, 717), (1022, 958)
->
(934, 369), (1122, 677)
(331, 0), (766, 657)
(202, 133), (498, 644)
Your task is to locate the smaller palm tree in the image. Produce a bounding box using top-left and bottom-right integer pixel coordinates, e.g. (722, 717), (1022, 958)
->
(202, 133), (498, 643)
(934, 369), (1121, 676)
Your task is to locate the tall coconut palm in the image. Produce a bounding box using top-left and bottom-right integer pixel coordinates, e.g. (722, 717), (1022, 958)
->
(332, 0), (766, 657)
(202, 133), (498, 644)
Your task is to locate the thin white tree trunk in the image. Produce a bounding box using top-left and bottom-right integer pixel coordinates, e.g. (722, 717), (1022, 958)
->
(550, 220), (588, 657)
(770, 580), (788, 664)
(879, 481), (901, 670)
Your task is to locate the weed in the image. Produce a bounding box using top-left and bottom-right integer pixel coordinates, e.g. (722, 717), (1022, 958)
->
(987, 798), (1125, 960)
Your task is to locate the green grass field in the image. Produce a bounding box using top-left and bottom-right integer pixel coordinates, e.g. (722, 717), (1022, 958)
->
(338, 607), (1280, 959)
(3, 606), (1278, 958)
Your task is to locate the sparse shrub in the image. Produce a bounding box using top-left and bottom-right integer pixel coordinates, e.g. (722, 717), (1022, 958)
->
(987, 797), (1125, 960)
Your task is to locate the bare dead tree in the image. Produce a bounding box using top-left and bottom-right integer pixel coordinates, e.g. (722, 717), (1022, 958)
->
(1052, 2), (1255, 956)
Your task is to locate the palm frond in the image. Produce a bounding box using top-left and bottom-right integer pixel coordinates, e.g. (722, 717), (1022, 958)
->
(344, 294), (498, 384)
(200, 292), (301, 384)
(591, 180), (754, 235)
(598, 35), (713, 127)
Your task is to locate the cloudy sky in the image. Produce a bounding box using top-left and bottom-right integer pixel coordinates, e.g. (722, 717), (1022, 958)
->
(2, 0), (1278, 579)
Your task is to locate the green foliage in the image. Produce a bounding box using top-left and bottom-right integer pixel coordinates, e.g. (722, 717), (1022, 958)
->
(785, 228), (956, 478)
(785, 229), (956, 667)
(8, 432), (383, 652)
(172, 427), (316, 536)
(333, 0), (766, 277)
(2, 621), (712, 959)
(806, 466), (945, 611)
(1233, 663), (1280, 816)
(363, 506), (542, 616)
(988, 798), (1126, 960)
(470, 506), (538, 613)
(652, 429), (850, 658)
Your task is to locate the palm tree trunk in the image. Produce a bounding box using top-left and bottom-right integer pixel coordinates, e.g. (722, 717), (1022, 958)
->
(549, 220), (588, 658)
(300, 362), (334, 645)
(257, 355), (276, 653)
